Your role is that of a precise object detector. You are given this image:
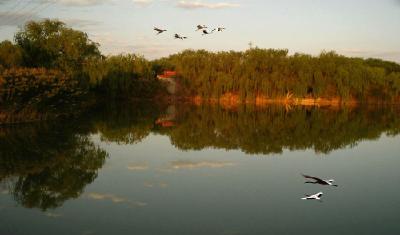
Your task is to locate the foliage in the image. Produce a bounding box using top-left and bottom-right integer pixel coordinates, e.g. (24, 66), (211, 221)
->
(159, 49), (400, 102)
(0, 67), (84, 107)
(0, 20), (164, 124)
(1, 19), (400, 125)
(0, 40), (23, 69)
(14, 19), (101, 85)
(84, 54), (162, 99)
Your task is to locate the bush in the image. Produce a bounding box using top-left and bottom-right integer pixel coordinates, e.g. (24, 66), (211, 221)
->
(0, 67), (85, 107)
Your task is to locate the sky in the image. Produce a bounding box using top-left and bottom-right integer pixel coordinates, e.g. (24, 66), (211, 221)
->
(0, 0), (399, 62)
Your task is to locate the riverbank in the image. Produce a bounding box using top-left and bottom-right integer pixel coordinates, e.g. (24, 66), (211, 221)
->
(190, 93), (355, 109)
(185, 93), (400, 109)
(2, 93), (399, 125)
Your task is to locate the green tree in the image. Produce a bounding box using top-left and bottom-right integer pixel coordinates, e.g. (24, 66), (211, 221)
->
(0, 40), (23, 68)
(14, 19), (101, 84)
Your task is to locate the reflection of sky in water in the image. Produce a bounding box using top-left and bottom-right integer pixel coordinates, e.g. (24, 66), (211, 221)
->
(1, 131), (399, 234)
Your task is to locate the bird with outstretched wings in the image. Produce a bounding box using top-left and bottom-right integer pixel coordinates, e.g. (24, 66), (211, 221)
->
(302, 174), (338, 186)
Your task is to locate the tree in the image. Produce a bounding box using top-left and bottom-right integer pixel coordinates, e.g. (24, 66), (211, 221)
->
(0, 40), (23, 68)
(158, 49), (400, 102)
(14, 19), (101, 84)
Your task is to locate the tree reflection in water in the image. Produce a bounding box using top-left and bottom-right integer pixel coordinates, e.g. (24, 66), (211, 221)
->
(0, 123), (108, 210)
(1, 102), (399, 210)
(160, 104), (400, 154)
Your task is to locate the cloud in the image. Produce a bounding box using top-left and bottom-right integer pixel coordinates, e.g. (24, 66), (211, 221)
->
(338, 48), (400, 62)
(90, 32), (178, 59)
(177, 1), (240, 9)
(0, 12), (40, 27)
(44, 212), (62, 218)
(132, 0), (153, 7)
(0, 13), (101, 30)
(339, 48), (371, 55)
(45, 0), (111, 6)
(169, 160), (236, 169)
(127, 162), (149, 171)
(61, 19), (102, 28)
(371, 51), (400, 58)
(62, 18), (102, 28)
(86, 192), (147, 207)
(144, 181), (168, 188)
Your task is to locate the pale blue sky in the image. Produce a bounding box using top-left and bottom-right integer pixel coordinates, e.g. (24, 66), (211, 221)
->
(0, 0), (399, 61)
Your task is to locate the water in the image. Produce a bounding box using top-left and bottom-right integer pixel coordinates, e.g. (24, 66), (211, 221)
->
(1, 103), (400, 235)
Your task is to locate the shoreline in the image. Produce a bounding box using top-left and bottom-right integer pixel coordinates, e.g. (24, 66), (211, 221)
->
(1, 95), (398, 125)
(189, 94), (359, 108)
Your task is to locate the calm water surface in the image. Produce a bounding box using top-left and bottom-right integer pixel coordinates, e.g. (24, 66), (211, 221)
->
(1, 103), (399, 235)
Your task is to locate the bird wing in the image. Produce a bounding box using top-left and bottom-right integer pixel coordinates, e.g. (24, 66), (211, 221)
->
(202, 30), (207, 34)
(302, 174), (324, 182)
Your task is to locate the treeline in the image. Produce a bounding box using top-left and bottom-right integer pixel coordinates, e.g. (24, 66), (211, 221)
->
(0, 19), (162, 121)
(157, 49), (400, 102)
(84, 54), (160, 99)
(2, 19), (400, 124)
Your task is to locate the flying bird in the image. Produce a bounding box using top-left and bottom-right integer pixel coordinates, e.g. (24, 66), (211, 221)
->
(202, 29), (216, 35)
(301, 192), (323, 201)
(174, 34), (187, 40)
(217, 27), (226, 32)
(196, 25), (208, 31)
(154, 27), (167, 35)
(302, 174), (338, 187)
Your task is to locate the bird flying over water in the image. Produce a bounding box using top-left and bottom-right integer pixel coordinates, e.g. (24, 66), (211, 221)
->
(301, 192), (323, 200)
(174, 33), (187, 40)
(196, 25), (208, 31)
(154, 27), (167, 35)
(302, 174), (338, 187)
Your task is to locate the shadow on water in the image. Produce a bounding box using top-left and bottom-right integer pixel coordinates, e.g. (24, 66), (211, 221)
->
(1, 101), (399, 210)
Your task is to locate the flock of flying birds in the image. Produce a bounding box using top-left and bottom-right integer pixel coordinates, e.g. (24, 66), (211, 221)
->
(301, 174), (338, 201)
(154, 25), (336, 204)
(155, 25), (335, 204)
(155, 25), (334, 203)
(153, 24), (226, 40)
